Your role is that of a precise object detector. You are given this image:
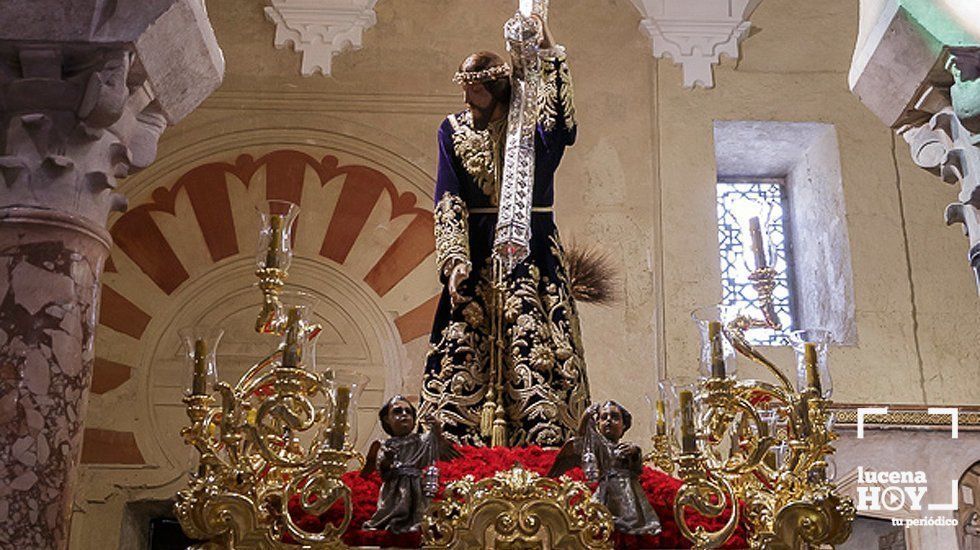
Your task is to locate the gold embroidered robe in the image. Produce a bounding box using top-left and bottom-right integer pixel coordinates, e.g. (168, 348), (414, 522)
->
(419, 49), (588, 448)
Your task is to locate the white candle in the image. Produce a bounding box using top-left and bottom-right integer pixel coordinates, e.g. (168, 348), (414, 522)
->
(748, 216), (768, 270)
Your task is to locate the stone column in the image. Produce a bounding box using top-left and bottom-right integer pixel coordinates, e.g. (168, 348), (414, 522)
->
(0, 2), (223, 548)
(849, 1), (980, 293)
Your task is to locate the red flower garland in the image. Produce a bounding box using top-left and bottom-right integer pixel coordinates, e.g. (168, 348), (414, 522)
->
(287, 446), (749, 549)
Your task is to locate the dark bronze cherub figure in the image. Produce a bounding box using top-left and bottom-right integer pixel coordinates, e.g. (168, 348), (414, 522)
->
(549, 401), (662, 536)
(361, 395), (459, 534)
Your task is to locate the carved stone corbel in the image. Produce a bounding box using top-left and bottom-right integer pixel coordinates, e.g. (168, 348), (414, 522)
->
(629, 0), (763, 89)
(264, 0), (379, 77)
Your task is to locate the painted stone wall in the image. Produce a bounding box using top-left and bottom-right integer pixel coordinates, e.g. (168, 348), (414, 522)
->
(68, 0), (979, 547)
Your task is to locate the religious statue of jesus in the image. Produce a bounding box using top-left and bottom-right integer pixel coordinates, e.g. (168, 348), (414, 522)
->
(418, 12), (590, 448)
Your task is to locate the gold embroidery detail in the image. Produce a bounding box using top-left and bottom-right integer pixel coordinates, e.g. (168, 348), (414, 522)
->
(434, 194), (470, 273)
(419, 234), (590, 448)
(539, 54), (577, 132)
(448, 112), (506, 204)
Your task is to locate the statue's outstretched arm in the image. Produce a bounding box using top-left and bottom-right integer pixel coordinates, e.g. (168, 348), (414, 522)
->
(359, 440), (382, 479)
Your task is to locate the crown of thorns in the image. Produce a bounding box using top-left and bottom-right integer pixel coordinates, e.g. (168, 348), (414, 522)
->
(452, 63), (512, 85)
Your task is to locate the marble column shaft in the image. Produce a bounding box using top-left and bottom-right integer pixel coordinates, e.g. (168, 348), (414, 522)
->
(0, 211), (109, 549)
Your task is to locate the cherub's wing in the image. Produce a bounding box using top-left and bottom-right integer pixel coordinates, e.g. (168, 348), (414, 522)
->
(547, 438), (581, 478)
(359, 440), (382, 479)
(436, 431), (461, 460)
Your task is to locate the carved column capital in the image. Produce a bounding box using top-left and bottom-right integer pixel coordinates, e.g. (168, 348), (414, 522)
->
(849, 0), (980, 294)
(902, 108), (980, 292)
(0, 0), (224, 231)
(0, 46), (137, 229)
(949, 48), (980, 133)
(896, 47), (980, 293)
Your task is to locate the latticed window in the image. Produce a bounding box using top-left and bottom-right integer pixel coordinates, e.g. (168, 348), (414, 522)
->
(715, 180), (795, 345)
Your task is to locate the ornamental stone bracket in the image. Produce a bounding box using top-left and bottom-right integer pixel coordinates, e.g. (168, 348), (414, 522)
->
(0, 1), (223, 548)
(264, 0), (379, 77)
(629, 0), (763, 89)
(849, 0), (980, 294)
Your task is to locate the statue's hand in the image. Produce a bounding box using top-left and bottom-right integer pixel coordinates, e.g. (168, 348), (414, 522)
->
(448, 261), (471, 306)
(378, 447), (394, 470)
(530, 13), (554, 49)
(615, 442), (640, 460)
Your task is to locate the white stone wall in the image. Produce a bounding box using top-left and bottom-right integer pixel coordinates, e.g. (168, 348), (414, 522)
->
(787, 125), (857, 344)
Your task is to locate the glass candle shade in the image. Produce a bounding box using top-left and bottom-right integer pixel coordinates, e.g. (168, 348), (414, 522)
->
(179, 326), (224, 396)
(643, 392), (668, 437)
(278, 291), (321, 371)
(326, 369), (370, 450)
(255, 200), (300, 271)
(736, 208), (781, 273)
(691, 306), (738, 380)
(788, 329), (833, 398)
(824, 456), (837, 482)
(659, 377), (700, 453)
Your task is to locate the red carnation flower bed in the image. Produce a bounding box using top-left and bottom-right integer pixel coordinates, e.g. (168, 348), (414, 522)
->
(287, 446), (749, 549)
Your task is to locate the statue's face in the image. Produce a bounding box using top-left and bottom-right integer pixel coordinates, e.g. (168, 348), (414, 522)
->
(597, 404), (625, 442)
(463, 83), (493, 110)
(386, 399), (415, 437)
(463, 83), (497, 129)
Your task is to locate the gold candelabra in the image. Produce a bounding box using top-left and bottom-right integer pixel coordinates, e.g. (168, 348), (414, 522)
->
(654, 216), (855, 549)
(175, 201), (366, 549)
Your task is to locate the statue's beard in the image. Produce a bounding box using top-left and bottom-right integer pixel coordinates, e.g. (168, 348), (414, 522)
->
(468, 101), (503, 131)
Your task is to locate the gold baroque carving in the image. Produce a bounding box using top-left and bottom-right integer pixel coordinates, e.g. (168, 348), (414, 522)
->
(762, 486), (855, 550)
(422, 465), (614, 549)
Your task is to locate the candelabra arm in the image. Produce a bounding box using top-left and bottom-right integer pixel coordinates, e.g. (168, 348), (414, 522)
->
(725, 325), (794, 392)
(644, 434), (675, 474)
(234, 347), (282, 397)
(255, 267), (286, 335)
(764, 488), (855, 549)
(280, 449), (356, 547)
(215, 382), (244, 464)
(718, 399), (777, 476)
(674, 454), (740, 549)
(748, 266), (782, 331)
